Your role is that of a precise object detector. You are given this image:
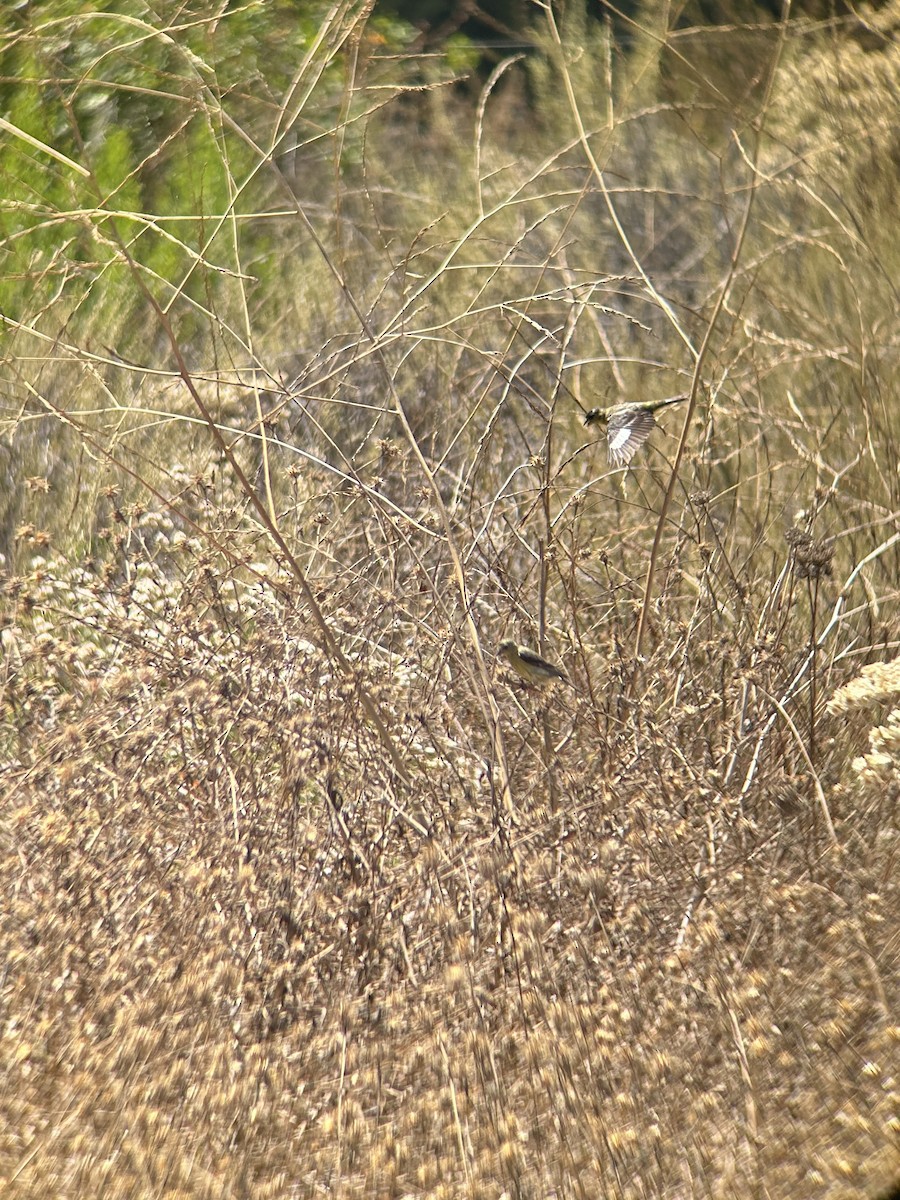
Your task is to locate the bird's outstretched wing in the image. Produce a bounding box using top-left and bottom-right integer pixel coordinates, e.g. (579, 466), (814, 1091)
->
(606, 407), (657, 466)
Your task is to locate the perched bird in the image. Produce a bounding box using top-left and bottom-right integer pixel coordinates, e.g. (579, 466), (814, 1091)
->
(584, 394), (689, 466)
(497, 639), (571, 687)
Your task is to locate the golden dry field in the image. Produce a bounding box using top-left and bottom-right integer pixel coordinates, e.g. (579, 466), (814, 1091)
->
(1, 3), (898, 1197)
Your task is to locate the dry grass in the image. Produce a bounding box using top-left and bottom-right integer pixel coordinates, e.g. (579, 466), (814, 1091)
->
(1, 4), (899, 1198)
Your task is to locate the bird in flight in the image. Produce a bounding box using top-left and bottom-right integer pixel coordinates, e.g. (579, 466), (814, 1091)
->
(497, 639), (571, 687)
(584, 394), (689, 466)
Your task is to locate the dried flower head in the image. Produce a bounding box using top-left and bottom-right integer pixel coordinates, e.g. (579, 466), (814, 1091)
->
(827, 659), (900, 714)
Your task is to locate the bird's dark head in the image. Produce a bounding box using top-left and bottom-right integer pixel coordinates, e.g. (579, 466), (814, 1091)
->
(583, 408), (607, 427)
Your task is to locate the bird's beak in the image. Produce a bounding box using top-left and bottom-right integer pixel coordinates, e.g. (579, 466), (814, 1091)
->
(584, 409), (602, 427)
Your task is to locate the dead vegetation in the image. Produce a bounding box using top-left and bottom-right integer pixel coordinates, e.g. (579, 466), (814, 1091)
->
(1, 3), (898, 1198)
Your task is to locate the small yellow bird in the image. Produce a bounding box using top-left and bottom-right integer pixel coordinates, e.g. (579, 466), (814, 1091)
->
(497, 639), (571, 687)
(584, 394), (689, 466)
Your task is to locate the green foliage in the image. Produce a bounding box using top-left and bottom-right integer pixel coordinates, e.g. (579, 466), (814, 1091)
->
(0, 0), (422, 343)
